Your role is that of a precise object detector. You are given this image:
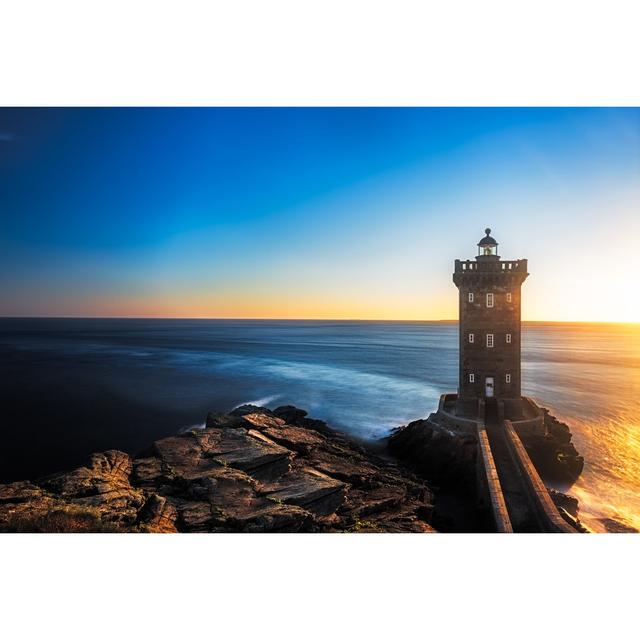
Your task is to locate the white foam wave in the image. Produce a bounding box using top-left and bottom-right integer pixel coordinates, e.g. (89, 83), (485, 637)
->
(178, 422), (206, 434)
(235, 394), (281, 408)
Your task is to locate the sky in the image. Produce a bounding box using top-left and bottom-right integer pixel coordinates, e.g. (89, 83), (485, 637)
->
(0, 107), (639, 322)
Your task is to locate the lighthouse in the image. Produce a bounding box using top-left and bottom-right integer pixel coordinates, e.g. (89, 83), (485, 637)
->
(452, 229), (529, 417)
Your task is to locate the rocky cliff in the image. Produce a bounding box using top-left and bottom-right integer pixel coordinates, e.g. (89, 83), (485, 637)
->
(0, 405), (435, 533)
(518, 409), (584, 487)
(387, 404), (585, 531)
(387, 406), (583, 489)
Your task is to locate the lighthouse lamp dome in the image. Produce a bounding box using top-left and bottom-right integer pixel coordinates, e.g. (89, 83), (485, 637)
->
(477, 227), (499, 258)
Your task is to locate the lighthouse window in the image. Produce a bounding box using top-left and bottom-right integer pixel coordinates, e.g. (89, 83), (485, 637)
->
(469, 333), (474, 343)
(469, 373), (475, 383)
(486, 293), (494, 308)
(486, 333), (494, 348)
(507, 292), (512, 303)
(468, 292), (474, 302)
(506, 333), (512, 343)
(506, 373), (511, 383)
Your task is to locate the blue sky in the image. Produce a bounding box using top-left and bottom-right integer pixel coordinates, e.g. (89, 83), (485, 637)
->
(1, 107), (639, 320)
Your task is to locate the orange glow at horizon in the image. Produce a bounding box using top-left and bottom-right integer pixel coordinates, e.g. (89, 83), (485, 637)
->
(37, 286), (640, 323)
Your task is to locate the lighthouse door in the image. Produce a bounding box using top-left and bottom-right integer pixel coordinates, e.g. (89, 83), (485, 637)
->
(485, 377), (494, 398)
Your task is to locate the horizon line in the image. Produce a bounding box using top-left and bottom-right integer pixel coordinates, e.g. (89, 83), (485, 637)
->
(1, 315), (638, 325)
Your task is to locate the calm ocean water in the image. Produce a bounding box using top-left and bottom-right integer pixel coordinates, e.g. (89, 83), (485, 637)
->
(1, 318), (638, 532)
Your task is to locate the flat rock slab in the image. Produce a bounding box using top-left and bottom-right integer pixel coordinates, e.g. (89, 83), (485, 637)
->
(341, 485), (407, 518)
(237, 412), (329, 451)
(154, 428), (293, 481)
(260, 466), (346, 516)
(174, 493), (310, 533)
(204, 429), (293, 480)
(153, 435), (223, 480)
(309, 450), (379, 485)
(261, 425), (325, 452)
(236, 412), (287, 430)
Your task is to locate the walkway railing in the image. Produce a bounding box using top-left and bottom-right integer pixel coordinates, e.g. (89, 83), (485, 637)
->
(475, 413), (576, 533)
(502, 420), (576, 533)
(476, 424), (513, 532)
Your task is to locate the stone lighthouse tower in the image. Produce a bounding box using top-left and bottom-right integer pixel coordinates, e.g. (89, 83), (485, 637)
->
(453, 229), (529, 417)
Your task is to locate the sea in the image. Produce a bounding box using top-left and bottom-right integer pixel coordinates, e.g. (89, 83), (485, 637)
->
(1, 318), (638, 533)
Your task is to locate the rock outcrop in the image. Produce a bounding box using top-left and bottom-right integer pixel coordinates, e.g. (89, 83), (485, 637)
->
(387, 406), (583, 491)
(0, 405), (435, 533)
(548, 488), (587, 532)
(386, 417), (478, 488)
(386, 403), (584, 532)
(516, 409), (584, 488)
